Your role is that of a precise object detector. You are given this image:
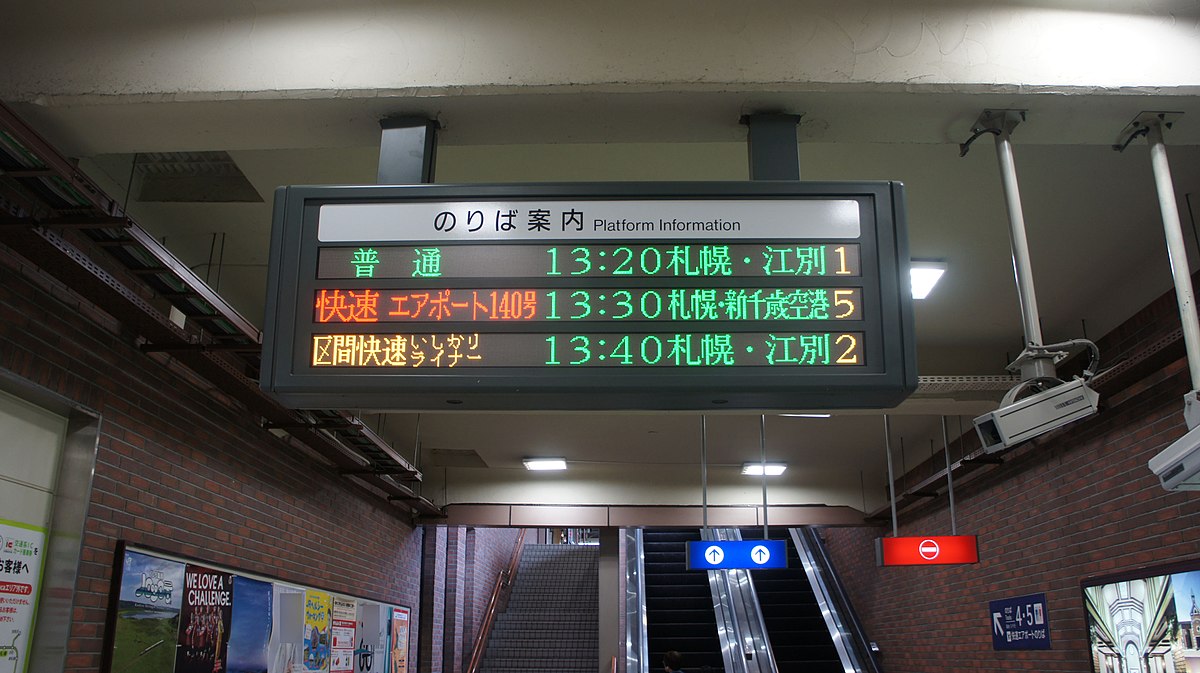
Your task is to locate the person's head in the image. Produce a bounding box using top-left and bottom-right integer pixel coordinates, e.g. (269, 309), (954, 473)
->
(663, 651), (683, 671)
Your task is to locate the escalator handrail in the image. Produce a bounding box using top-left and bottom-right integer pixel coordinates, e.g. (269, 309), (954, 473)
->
(791, 527), (883, 673)
(705, 528), (778, 673)
(625, 528), (651, 673)
(701, 528), (744, 673)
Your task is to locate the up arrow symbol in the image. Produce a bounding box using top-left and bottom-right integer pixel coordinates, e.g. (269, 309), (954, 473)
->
(749, 545), (771, 565)
(992, 613), (1004, 636)
(703, 545), (724, 565)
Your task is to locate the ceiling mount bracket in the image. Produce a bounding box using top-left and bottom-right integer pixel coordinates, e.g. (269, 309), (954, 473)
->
(959, 109), (1025, 158)
(1112, 112), (1181, 153)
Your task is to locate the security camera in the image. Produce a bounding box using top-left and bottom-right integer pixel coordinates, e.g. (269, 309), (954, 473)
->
(973, 377), (1099, 453)
(1148, 423), (1200, 491)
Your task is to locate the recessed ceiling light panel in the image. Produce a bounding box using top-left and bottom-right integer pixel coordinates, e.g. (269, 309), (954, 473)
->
(741, 462), (787, 476)
(910, 261), (947, 299)
(523, 457), (567, 471)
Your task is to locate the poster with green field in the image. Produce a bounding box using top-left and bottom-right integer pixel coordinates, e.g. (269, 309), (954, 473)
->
(112, 550), (186, 673)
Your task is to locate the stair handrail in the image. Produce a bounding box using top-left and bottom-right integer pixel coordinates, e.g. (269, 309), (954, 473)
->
(465, 528), (528, 673)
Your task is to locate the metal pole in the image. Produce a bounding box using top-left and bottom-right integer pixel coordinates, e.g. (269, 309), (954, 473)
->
(413, 413), (422, 497)
(941, 416), (958, 535)
(1147, 122), (1200, 393)
(760, 414), (768, 539)
(883, 415), (898, 538)
(701, 415), (709, 532)
(743, 113), (803, 181)
(994, 129), (1048, 355)
(378, 117), (438, 184)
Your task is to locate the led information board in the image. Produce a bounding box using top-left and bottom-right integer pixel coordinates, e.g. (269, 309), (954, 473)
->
(261, 182), (916, 410)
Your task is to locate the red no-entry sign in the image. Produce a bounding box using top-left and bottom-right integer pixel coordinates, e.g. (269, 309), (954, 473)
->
(876, 535), (979, 566)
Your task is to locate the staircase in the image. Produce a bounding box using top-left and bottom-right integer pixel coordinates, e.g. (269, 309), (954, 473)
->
(643, 529), (724, 672)
(479, 544), (599, 673)
(746, 529), (844, 672)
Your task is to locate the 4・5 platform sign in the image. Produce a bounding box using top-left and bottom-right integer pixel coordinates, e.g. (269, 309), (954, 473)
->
(990, 593), (1051, 650)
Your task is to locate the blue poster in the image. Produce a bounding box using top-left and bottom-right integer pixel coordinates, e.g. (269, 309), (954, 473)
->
(227, 576), (273, 673)
(990, 593), (1051, 650)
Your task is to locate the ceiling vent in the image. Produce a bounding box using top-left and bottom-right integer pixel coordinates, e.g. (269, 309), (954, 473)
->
(429, 448), (489, 468)
(135, 151), (262, 203)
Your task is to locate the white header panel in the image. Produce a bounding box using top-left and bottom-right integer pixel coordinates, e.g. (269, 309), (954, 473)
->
(318, 199), (861, 242)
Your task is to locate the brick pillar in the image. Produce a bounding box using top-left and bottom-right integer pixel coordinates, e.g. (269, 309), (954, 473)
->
(419, 525), (447, 673)
(462, 528), (478, 653)
(443, 526), (467, 673)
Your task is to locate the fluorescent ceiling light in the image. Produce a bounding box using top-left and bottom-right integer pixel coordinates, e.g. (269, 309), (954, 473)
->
(910, 261), (947, 300)
(741, 462), (787, 476)
(523, 458), (567, 471)
(779, 413), (831, 418)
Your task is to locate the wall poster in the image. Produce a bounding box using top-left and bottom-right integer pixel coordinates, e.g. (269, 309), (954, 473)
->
(329, 597), (356, 673)
(227, 576), (272, 673)
(303, 591), (332, 673)
(0, 520), (46, 673)
(176, 564), (234, 673)
(387, 607), (409, 673)
(267, 585), (304, 673)
(110, 550), (186, 673)
(1082, 560), (1200, 673)
(103, 545), (413, 673)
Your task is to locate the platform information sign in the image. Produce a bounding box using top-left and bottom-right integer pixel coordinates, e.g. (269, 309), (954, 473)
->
(261, 182), (916, 410)
(990, 593), (1051, 650)
(686, 540), (788, 570)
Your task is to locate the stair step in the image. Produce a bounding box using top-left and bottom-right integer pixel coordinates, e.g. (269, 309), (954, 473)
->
(480, 545), (599, 669)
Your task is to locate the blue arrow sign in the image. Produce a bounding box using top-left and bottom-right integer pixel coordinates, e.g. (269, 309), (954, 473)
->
(686, 540), (787, 570)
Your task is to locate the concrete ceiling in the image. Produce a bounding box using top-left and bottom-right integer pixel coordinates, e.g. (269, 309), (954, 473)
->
(16, 88), (1194, 513)
(6, 0), (1200, 513)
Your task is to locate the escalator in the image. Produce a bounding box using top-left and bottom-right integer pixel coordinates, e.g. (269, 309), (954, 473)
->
(633, 527), (878, 673)
(745, 528), (844, 672)
(642, 528), (725, 672)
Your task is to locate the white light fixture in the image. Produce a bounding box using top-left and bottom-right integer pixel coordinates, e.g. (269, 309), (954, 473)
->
(741, 462), (787, 476)
(523, 458), (567, 471)
(779, 413), (831, 418)
(910, 261), (946, 300)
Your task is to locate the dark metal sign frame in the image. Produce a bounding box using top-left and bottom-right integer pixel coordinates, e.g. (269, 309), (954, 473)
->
(261, 181), (916, 410)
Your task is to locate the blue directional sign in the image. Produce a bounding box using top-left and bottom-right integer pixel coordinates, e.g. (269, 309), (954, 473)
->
(990, 593), (1051, 650)
(686, 540), (788, 570)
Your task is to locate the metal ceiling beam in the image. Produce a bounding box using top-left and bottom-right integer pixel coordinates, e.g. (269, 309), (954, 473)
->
(0, 101), (439, 518)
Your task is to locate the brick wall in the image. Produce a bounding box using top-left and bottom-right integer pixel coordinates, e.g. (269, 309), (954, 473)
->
(823, 288), (1200, 672)
(416, 525), (521, 673)
(0, 243), (425, 670)
(467, 526), (522, 650)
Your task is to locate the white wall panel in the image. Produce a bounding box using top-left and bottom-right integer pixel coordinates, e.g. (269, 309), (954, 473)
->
(0, 391), (66, 528)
